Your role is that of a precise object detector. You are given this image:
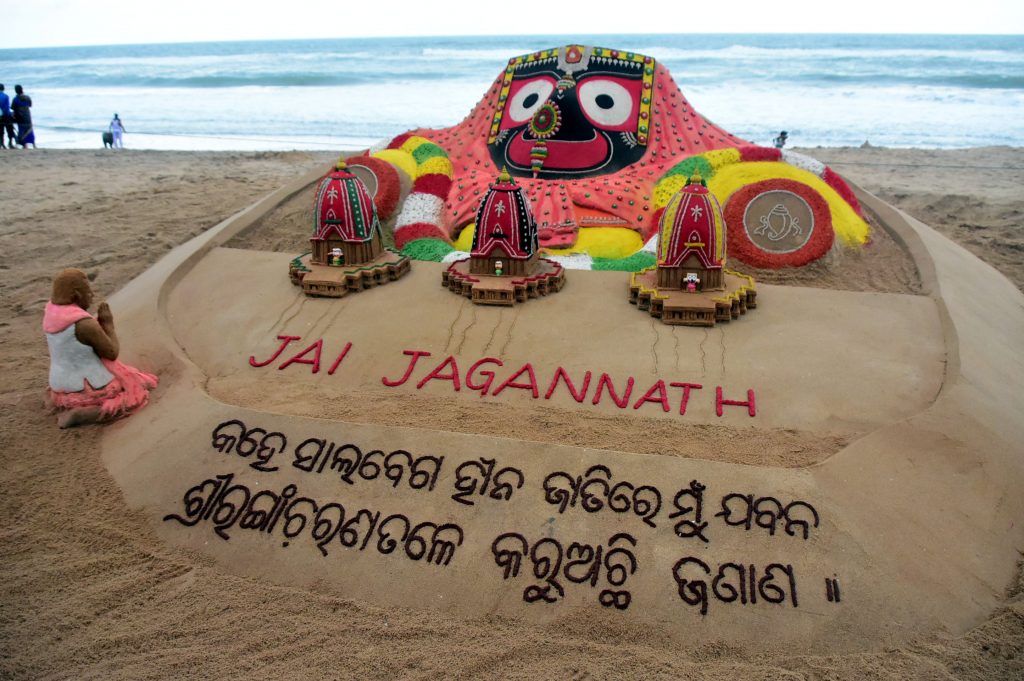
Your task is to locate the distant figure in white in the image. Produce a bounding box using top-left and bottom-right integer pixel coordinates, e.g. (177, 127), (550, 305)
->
(109, 113), (125, 149)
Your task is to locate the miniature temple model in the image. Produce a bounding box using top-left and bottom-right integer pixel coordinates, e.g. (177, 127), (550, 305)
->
(443, 168), (565, 305)
(289, 160), (410, 297)
(629, 172), (757, 326)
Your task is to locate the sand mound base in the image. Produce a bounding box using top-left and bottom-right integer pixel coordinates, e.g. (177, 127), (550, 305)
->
(97, 170), (1024, 654)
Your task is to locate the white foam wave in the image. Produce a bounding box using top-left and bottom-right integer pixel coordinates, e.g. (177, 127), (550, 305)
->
(421, 47), (532, 61)
(643, 45), (1024, 63)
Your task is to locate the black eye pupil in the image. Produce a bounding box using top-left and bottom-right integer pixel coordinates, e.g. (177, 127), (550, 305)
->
(523, 93), (539, 108)
(596, 94), (615, 109)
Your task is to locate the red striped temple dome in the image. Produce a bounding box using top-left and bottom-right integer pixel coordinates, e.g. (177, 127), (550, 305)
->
(312, 162), (381, 244)
(657, 173), (726, 269)
(471, 168), (539, 260)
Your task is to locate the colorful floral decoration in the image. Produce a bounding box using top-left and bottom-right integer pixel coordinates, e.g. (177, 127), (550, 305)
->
(364, 45), (870, 268)
(343, 155), (402, 223)
(366, 134), (453, 250)
(723, 178), (833, 268)
(651, 145), (869, 268)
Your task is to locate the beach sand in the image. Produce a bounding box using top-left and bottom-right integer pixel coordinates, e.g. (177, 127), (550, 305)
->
(1, 147), (1022, 679)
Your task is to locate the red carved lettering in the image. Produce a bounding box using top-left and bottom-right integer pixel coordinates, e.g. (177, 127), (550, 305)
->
(466, 357), (504, 396)
(417, 355), (461, 391)
(592, 373), (635, 408)
(544, 367), (592, 403)
(716, 386), (756, 417)
(278, 338), (324, 373)
(326, 342), (353, 376)
(381, 350), (432, 387)
(670, 382), (703, 415)
(492, 363), (539, 398)
(633, 379), (670, 412)
(249, 335), (301, 368)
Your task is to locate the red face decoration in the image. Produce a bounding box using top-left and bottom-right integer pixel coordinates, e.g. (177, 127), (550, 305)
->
(400, 44), (749, 250)
(488, 46), (655, 179)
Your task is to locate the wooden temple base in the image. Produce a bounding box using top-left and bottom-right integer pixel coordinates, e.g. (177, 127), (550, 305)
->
(289, 249), (411, 298)
(628, 267), (758, 327)
(442, 257), (566, 306)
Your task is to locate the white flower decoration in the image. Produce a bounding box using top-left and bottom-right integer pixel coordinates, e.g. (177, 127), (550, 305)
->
(782, 151), (826, 178)
(395, 193), (445, 230)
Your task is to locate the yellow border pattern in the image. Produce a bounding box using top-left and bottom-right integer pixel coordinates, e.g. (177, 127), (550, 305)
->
(630, 266), (756, 307)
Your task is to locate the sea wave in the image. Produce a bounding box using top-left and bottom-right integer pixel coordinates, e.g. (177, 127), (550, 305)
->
(21, 51), (378, 69)
(420, 47), (533, 61)
(24, 64), (1021, 91)
(6, 34), (1022, 149)
(22, 70), (486, 89)
(643, 44), (1024, 63)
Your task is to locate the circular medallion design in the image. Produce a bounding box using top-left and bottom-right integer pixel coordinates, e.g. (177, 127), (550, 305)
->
(744, 191), (813, 254)
(528, 102), (561, 139)
(724, 179), (834, 268)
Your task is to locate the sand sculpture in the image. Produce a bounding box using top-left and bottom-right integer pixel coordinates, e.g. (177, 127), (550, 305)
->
(77, 46), (1024, 661)
(43, 268), (158, 428)
(288, 160), (410, 297)
(87, 140), (1024, 657)
(442, 168), (566, 305)
(629, 171), (757, 325)
(349, 44), (870, 269)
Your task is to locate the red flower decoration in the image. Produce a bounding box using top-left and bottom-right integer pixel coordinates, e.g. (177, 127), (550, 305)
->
(345, 156), (401, 222)
(724, 178), (834, 268)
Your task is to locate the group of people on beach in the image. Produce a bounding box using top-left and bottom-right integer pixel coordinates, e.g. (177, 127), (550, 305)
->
(0, 83), (127, 150)
(0, 83), (34, 148)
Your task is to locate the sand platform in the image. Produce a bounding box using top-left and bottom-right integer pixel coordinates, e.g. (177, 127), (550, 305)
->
(289, 249), (410, 297)
(98, 168), (1024, 653)
(629, 268), (758, 326)
(442, 256), (566, 306)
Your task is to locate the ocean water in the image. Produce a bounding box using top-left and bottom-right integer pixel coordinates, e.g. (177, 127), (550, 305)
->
(1, 34), (1022, 150)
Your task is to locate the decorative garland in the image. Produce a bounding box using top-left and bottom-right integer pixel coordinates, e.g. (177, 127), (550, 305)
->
(344, 155), (401, 222)
(650, 145), (869, 269)
(723, 178), (834, 268)
(373, 133), (865, 268)
(384, 133), (454, 250)
(402, 238), (455, 262)
(739, 145), (865, 220)
(591, 251), (656, 272)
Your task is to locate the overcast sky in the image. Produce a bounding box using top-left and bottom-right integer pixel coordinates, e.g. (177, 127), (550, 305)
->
(4, 0), (1023, 49)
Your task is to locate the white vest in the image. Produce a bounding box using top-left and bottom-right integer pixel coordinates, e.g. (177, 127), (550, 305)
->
(47, 325), (114, 391)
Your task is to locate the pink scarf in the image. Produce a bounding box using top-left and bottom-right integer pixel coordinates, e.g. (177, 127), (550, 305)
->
(43, 301), (93, 334)
(43, 301), (158, 416)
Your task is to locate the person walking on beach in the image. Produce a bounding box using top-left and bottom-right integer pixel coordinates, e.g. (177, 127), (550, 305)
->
(12, 85), (35, 148)
(109, 113), (125, 149)
(773, 130), (788, 149)
(0, 84), (16, 149)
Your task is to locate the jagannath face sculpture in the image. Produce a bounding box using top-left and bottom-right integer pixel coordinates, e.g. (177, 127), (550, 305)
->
(487, 46), (655, 179)
(364, 44), (871, 265)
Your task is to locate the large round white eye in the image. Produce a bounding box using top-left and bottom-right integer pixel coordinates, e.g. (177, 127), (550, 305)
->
(507, 79), (555, 123)
(578, 79), (633, 127)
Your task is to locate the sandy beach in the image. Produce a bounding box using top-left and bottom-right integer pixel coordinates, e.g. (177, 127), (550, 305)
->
(1, 146), (1022, 680)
